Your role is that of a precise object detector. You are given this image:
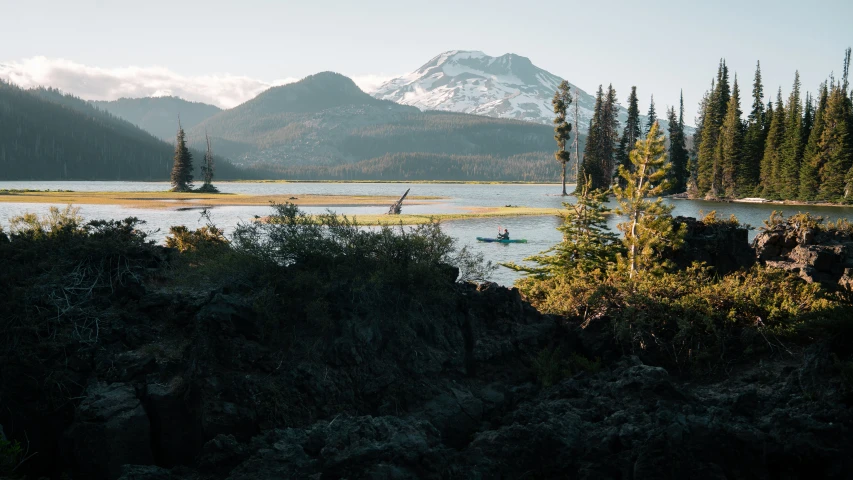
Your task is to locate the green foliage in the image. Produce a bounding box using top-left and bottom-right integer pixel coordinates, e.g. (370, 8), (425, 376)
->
(644, 95), (657, 136)
(666, 93), (689, 194)
(200, 132), (216, 190)
(719, 78), (745, 197)
(616, 87), (642, 187)
(504, 177), (620, 277)
(553, 81), (574, 194)
(171, 125), (194, 191)
(0, 437), (24, 476)
(779, 72), (804, 199)
(614, 122), (686, 277)
(580, 85), (620, 190)
(532, 346), (570, 387)
(760, 90), (787, 198)
(570, 353), (602, 373)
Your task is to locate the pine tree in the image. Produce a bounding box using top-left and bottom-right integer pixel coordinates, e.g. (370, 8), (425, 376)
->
(666, 92), (689, 193)
(799, 84), (828, 200)
(742, 61), (766, 191)
(817, 84), (853, 201)
(760, 90), (786, 198)
(614, 122), (685, 278)
(687, 87), (711, 197)
(645, 95), (657, 136)
(719, 77), (745, 196)
(505, 176), (620, 276)
(616, 86), (641, 185)
(552, 81), (573, 196)
(170, 122), (194, 192)
(697, 60), (730, 197)
(579, 86), (605, 192)
(779, 72), (803, 199)
(601, 84), (621, 185)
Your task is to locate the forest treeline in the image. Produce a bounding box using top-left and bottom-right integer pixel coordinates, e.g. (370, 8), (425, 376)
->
(689, 49), (853, 202)
(576, 84), (690, 194)
(252, 151), (567, 182)
(0, 82), (251, 181)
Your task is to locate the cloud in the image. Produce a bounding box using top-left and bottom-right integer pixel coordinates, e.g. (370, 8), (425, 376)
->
(0, 57), (395, 108)
(350, 74), (397, 93)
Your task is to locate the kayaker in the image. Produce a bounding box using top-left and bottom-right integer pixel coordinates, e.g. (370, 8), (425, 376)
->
(497, 228), (509, 240)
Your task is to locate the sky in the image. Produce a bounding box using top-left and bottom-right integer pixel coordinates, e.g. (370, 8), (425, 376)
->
(1, 0), (851, 123)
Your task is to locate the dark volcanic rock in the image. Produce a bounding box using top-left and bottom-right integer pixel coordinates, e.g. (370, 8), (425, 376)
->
(753, 218), (853, 290)
(670, 216), (755, 274)
(64, 382), (154, 479)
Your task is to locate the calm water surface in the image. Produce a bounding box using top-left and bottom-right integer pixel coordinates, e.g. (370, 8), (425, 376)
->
(3, 181), (853, 286)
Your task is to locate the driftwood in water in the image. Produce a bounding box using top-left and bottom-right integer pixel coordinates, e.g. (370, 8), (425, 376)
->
(387, 188), (410, 214)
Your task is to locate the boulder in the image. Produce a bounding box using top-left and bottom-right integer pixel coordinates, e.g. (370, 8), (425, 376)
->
(64, 382), (153, 479)
(670, 216), (755, 274)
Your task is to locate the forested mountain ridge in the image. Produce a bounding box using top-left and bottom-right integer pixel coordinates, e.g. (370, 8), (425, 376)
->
(189, 71), (567, 180)
(0, 82), (250, 180)
(90, 96), (221, 141)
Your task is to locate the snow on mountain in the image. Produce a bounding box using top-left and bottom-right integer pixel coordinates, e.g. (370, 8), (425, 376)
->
(373, 50), (691, 135)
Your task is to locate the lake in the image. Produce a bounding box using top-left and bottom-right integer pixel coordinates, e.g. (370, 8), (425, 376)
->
(3, 181), (853, 286)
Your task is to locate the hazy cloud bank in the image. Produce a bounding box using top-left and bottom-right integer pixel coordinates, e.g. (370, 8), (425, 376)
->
(0, 57), (393, 108)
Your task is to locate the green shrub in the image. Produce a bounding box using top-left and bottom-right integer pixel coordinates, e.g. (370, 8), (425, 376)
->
(570, 353), (602, 373)
(532, 347), (570, 387)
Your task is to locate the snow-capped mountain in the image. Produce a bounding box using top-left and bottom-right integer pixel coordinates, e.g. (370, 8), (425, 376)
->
(373, 50), (689, 134)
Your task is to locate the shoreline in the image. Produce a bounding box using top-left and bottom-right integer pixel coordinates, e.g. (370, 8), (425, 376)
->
(0, 179), (569, 186)
(671, 196), (853, 209)
(0, 191), (444, 210)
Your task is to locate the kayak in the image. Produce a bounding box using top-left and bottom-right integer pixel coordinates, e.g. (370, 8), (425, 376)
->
(476, 237), (528, 244)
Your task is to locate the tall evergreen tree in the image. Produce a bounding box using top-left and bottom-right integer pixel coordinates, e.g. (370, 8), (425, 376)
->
(687, 87), (711, 197)
(666, 92), (689, 193)
(817, 83), (853, 200)
(552, 81), (573, 196)
(613, 122), (684, 278)
(616, 86), (641, 184)
(696, 60), (730, 197)
(719, 77), (745, 196)
(742, 61), (766, 191)
(779, 71), (804, 198)
(579, 86), (605, 192)
(645, 95), (657, 136)
(170, 122), (194, 191)
(799, 83), (829, 200)
(760, 90), (786, 198)
(601, 84), (621, 184)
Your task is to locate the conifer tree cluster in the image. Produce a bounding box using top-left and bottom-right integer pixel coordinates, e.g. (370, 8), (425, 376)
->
(579, 85), (621, 191)
(690, 49), (853, 202)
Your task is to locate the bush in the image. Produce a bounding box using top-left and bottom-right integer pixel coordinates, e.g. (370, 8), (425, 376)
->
(519, 262), (850, 374)
(165, 225), (228, 253)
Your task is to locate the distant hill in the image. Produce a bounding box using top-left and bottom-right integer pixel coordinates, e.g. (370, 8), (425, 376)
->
(190, 71), (568, 180)
(91, 96), (221, 141)
(0, 82), (251, 180)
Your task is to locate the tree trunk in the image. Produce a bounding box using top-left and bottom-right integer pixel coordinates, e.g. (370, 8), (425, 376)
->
(562, 162), (567, 195)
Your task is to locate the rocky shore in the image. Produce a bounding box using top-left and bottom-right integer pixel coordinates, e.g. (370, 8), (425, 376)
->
(1, 214), (852, 479)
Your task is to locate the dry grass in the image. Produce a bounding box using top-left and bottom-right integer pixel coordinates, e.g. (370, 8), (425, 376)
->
(0, 191), (442, 209)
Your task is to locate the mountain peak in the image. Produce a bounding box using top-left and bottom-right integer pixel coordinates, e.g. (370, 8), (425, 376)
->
(373, 50), (691, 133)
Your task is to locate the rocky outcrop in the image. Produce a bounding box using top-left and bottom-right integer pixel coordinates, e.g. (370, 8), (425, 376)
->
(670, 216), (755, 275)
(753, 218), (853, 290)
(64, 382), (154, 479)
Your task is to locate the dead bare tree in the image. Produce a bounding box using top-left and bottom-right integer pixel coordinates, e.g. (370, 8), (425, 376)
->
(387, 188), (410, 215)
